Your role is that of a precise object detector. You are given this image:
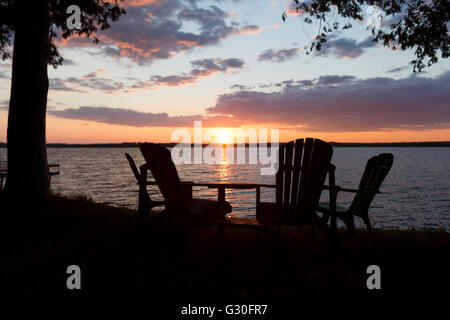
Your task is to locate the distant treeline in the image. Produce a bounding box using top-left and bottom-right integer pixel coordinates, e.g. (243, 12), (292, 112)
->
(1, 141), (450, 148)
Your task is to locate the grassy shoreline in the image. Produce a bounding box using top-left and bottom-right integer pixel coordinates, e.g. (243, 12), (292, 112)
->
(1, 195), (449, 301)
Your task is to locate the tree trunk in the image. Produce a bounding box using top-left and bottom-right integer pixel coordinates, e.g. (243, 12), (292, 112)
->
(5, 0), (49, 196)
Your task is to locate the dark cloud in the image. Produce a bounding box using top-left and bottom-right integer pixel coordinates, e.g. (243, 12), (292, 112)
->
(206, 72), (450, 131)
(230, 84), (253, 91)
(315, 36), (377, 59)
(150, 58), (245, 87)
(48, 106), (201, 127)
(59, 1), (257, 65)
(190, 58), (244, 73)
(258, 78), (331, 90)
(47, 72), (450, 132)
(387, 66), (409, 73)
(50, 57), (244, 92)
(149, 75), (192, 87)
(62, 58), (77, 66)
(217, 58), (245, 68)
(49, 78), (87, 92)
(47, 106), (230, 127)
(316, 75), (356, 86)
(65, 77), (126, 93)
(178, 5), (228, 30)
(50, 71), (128, 93)
(296, 79), (314, 87)
(257, 48), (300, 63)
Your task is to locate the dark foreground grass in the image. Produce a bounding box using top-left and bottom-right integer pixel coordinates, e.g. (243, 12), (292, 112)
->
(0, 195), (449, 302)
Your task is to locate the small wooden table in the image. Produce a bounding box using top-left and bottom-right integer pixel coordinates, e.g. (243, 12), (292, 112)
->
(142, 174), (277, 219)
(188, 182), (276, 220)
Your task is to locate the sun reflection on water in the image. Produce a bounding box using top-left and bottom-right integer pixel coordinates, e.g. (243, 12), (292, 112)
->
(218, 145), (229, 179)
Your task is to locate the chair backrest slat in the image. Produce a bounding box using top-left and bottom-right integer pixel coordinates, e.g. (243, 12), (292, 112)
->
(309, 139), (334, 206)
(125, 152), (153, 206)
(276, 138), (333, 225)
(282, 141), (294, 222)
(276, 146), (284, 216)
(140, 143), (182, 209)
(349, 153), (393, 215)
(295, 138), (313, 219)
(289, 139), (304, 222)
(300, 139), (333, 223)
(125, 153), (141, 183)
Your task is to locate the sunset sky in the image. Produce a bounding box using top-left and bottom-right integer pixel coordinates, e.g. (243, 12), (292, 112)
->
(0, 0), (449, 143)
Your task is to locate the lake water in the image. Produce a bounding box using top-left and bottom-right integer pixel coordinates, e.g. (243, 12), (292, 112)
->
(4, 147), (449, 230)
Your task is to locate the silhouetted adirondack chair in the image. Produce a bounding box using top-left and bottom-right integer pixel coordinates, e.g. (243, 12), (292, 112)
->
(139, 142), (236, 222)
(255, 138), (336, 239)
(318, 153), (394, 236)
(125, 153), (165, 215)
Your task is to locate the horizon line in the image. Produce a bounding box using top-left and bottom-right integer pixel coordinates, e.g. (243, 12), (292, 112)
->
(1, 141), (450, 146)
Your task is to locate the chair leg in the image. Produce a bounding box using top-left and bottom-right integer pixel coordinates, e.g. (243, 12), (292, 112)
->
(330, 215), (338, 236)
(329, 215), (345, 248)
(137, 197), (150, 223)
(340, 214), (356, 238)
(315, 221), (342, 250)
(362, 215), (373, 234)
(138, 188), (151, 221)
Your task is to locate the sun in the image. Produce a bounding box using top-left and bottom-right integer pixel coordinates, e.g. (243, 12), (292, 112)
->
(214, 128), (234, 145)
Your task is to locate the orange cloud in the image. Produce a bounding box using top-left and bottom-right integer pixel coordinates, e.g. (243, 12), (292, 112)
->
(106, 0), (161, 7)
(238, 25), (261, 35)
(266, 24), (281, 29)
(84, 69), (106, 79)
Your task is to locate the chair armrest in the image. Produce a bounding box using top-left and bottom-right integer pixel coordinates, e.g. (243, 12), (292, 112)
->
(139, 163), (151, 171)
(338, 187), (359, 193)
(323, 186), (380, 194)
(150, 200), (165, 207)
(323, 185), (358, 193)
(175, 181), (276, 189)
(361, 187), (382, 194)
(196, 182), (276, 189)
(178, 181), (194, 185)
